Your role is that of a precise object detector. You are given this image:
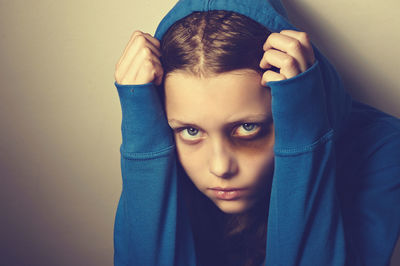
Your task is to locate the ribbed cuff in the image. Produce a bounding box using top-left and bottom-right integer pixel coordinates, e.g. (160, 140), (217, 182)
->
(115, 82), (174, 153)
(267, 61), (331, 152)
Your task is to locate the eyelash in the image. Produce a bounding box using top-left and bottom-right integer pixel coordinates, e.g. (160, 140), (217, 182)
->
(175, 123), (263, 143)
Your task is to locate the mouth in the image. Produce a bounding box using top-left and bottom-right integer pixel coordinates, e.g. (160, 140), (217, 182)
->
(208, 187), (247, 200)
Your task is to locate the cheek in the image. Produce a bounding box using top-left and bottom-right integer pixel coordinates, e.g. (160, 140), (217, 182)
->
(175, 140), (207, 186)
(239, 146), (274, 183)
(235, 131), (275, 182)
(174, 127), (275, 186)
(236, 125), (274, 154)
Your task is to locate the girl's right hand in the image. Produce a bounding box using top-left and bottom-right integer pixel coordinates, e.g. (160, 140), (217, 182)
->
(115, 30), (164, 86)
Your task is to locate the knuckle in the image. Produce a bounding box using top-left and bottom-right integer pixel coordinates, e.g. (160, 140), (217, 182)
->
(268, 32), (279, 41)
(259, 59), (265, 68)
(141, 46), (152, 57)
(262, 70), (271, 79)
(299, 32), (310, 43)
(134, 34), (147, 45)
(289, 40), (302, 51)
(262, 70), (269, 80)
(131, 30), (143, 39)
(262, 70), (284, 83)
(270, 32), (279, 38)
(143, 59), (154, 69)
(264, 49), (273, 58)
(144, 32), (160, 46)
(283, 57), (296, 68)
(265, 70), (275, 78)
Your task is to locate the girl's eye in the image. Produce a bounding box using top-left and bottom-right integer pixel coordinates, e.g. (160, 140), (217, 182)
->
(179, 127), (203, 141)
(233, 123), (261, 138)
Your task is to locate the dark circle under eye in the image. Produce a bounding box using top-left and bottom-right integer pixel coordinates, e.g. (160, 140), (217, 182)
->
(243, 123), (255, 131)
(187, 128), (199, 136)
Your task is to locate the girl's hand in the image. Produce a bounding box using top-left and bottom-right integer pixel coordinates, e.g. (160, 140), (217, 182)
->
(115, 30), (164, 85)
(259, 30), (315, 85)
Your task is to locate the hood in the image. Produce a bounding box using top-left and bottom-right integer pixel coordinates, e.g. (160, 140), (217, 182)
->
(154, 0), (352, 135)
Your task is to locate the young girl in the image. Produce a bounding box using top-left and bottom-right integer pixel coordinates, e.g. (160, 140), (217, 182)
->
(114, 1), (400, 265)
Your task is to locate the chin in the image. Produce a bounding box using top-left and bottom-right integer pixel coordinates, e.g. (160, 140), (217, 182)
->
(213, 199), (253, 214)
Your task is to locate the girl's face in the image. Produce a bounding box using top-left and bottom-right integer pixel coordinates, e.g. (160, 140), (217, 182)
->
(164, 69), (274, 214)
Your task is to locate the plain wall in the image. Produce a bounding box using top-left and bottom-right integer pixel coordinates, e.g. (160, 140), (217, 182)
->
(0, 0), (398, 265)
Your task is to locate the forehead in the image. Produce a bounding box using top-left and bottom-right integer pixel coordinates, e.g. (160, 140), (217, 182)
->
(164, 70), (272, 124)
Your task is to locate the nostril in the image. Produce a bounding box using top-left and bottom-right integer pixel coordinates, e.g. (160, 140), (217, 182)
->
(211, 169), (234, 179)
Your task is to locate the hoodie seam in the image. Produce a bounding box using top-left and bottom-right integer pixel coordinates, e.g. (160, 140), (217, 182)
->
(207, 0), (212, 11)
(120, 145), (176, 160)
(274, 129), (335, 156)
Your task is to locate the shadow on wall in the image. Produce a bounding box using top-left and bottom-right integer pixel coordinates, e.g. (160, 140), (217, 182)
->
(280, 0), (400, 264)
(281, 0), (400, 119)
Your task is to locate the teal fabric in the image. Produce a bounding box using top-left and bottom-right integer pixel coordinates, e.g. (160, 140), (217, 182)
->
(113, 0), (400, 265)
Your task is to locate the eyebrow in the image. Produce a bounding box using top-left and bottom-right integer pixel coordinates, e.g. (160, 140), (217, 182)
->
(168, 114), (272, 129)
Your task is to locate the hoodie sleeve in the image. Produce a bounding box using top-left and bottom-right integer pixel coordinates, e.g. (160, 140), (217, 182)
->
(265, 61), (348, 265)
(113, 82), (196, 266)
(336, 104), (400, 266)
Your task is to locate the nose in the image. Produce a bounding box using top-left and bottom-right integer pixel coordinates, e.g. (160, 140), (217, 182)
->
(208, 139), (238, 179)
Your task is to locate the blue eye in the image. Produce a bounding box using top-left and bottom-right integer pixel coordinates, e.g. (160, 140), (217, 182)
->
(186, 127), (199, 136)
(233, 123), (260, 138)
(242, 123), (256, 131)
(179, 127), (203, 142)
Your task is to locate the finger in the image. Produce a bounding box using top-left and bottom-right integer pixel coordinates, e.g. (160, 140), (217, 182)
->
(118, 48), (162, 85)
(118, 52), (146, 84)
(259, 54), (272, 69)
(279, 30), (315, 65)
(261, 70), (286, 86)
(142, 36), (162, 57)
(118, 50), (147, 85)
(263, 32), (308, 73)
(262, 49), (301, 79)
(135, 57), (164, 85)
(134, 54), (164, 85)
(129, 49), (162, 84)
(134, 32), (161, 57)
(117, 30), (142, 67)
(153, 60), (165, 86)
(117, 36), (148, 81)
(117, 31), (145, 67)
(117, 36), (161, 81)
(116, 33), (144, 71)
(142, 32), (161, 49)
(117, 32), (161, 68)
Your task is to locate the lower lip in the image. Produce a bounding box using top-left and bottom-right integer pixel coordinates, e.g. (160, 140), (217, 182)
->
(212, 189), (245, 200)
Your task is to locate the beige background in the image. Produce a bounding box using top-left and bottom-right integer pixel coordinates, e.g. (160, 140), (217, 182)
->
(0, 0), (399, 265)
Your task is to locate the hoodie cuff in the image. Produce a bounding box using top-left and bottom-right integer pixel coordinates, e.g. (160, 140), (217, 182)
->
(115, 81), (174, 154)
(267, 61), (331, 153)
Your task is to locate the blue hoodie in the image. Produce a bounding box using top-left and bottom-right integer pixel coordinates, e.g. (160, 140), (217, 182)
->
(113, 0), (400, 265)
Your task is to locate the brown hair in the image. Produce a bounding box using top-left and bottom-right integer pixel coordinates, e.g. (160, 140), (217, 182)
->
(161, 10), (271, 78)
(160, 10), (272, 266)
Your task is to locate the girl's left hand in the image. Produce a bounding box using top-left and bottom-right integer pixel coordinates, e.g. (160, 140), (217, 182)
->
(259, 30), (315, 85)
